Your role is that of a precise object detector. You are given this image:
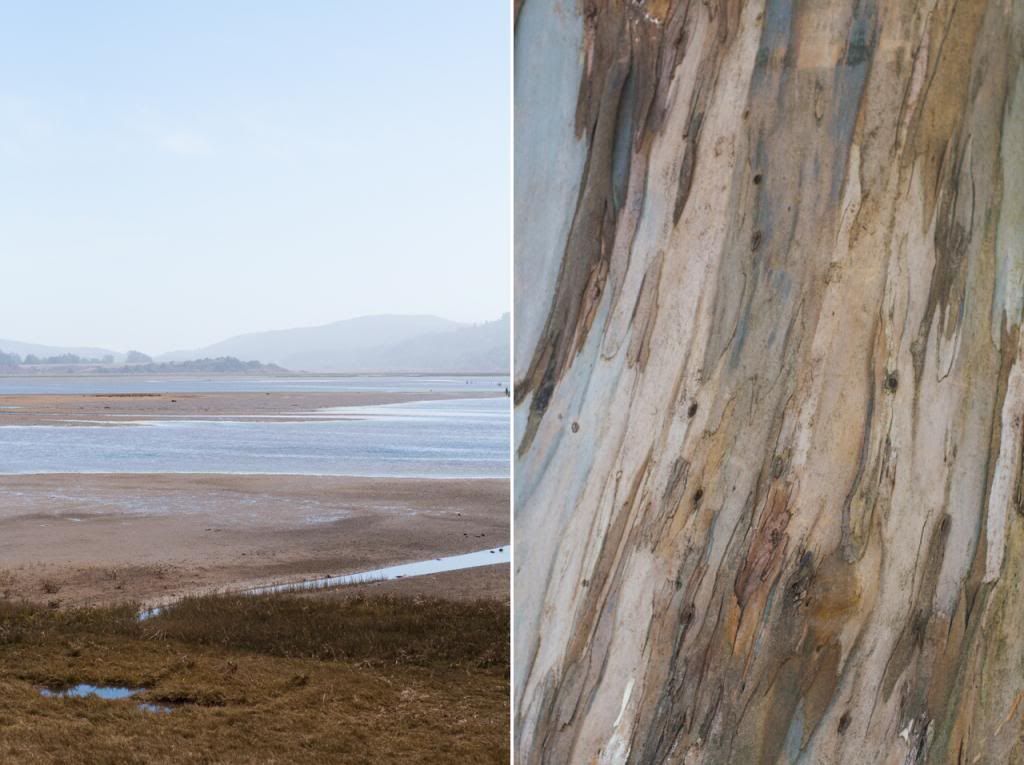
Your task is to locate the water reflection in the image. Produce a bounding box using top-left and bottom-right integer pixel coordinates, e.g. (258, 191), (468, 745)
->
(0, 397), (509, 477)
(38, 683), (172, 713)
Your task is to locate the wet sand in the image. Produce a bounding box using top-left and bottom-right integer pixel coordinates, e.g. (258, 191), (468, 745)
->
(0, 389), (495, 426)
(0, 473), (509, 607)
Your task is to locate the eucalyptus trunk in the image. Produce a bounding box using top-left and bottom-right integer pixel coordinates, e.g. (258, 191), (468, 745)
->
(514, 0), (1024, 762)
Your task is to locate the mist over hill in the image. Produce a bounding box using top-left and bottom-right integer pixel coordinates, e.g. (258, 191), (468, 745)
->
(293, 313), (510, 373)
(0, 338), (122, 361)
(2, 314), (509, 374)
(158, 314), (509, 373)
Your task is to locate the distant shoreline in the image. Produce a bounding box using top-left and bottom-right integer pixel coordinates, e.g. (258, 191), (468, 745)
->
(0, 369), (509, 378)
(0, 389), (505, 426)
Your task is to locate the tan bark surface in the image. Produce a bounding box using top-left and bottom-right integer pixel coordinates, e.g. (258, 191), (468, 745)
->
(514, 0), (1023, 762)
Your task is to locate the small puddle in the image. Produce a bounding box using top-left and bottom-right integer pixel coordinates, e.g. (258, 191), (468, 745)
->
(139, 546), (510, 620)
(39, 684), (172, 713)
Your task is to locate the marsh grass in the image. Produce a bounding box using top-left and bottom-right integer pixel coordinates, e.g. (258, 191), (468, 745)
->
(147, 593), (509, 667)
(0, 591), (509, 764)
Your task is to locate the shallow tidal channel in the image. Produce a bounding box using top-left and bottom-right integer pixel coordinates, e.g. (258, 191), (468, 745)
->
(138, 545), (511, 620)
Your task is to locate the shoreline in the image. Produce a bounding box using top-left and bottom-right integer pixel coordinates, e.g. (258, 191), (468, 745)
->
(0, 389), (503, 426)
(140, 546), (510, 618)
(0, 471), (506, 479)
(0, 370), (509, 378)
(0, 472), (509, 607)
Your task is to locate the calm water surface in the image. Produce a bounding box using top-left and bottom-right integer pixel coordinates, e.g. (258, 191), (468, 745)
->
(0, 374), (508, 395)
(0, 396), (509, 477)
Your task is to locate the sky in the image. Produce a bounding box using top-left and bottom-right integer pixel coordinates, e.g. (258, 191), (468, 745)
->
(0, 1), (510, 354)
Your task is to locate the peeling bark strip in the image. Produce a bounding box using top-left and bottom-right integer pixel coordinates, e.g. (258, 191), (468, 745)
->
(514, 0), (1024, 763)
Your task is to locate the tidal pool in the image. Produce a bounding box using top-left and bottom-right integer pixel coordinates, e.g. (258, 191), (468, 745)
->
(39, 683), (172, 713)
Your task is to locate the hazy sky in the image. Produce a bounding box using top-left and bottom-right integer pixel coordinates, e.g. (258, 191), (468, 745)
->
(0, 2), (509, 354)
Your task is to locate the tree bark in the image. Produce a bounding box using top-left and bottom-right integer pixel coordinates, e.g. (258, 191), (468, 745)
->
(514, 0), (1024, 762)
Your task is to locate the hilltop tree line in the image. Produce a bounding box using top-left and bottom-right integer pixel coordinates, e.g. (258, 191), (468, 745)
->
(0, 349), (284, 374)
(0, 350), (152, 367)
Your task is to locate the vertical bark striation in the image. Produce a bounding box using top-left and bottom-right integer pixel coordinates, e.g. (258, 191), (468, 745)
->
(515, 0), (1024, 762)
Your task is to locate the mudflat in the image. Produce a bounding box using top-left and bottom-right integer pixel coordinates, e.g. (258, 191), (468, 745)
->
(0, 389), (495, 426)
(0, 473), (509, 608)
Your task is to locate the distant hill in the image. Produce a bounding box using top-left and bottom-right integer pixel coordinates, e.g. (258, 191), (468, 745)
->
(0, 338), (122, 361)
(159, 314), (510, 373)
(283, 313), (511, 373)
(2, 313), (510, 374)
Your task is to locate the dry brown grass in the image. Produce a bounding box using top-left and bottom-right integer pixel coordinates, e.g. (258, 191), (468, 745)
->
(150, 592), (509, 667)
(0, 592), (509, 764)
